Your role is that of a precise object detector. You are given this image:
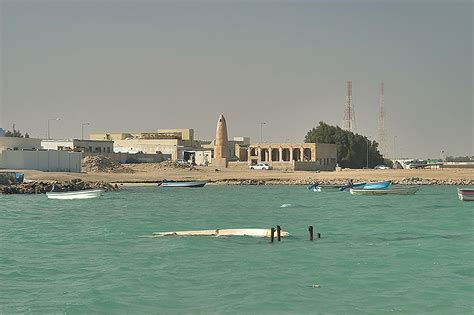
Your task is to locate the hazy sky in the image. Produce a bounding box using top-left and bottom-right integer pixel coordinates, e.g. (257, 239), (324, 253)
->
(1, 0), (472, 158)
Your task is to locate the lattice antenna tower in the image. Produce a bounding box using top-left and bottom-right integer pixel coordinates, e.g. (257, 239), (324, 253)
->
(342, 81), (356, 132)
(378, 82), (388, 157)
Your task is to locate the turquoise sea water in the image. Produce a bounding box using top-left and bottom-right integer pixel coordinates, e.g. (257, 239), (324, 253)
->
(1, 185), (473, 314)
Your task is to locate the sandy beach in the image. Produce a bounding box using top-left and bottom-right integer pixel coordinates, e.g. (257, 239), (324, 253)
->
(17, 163), (474, 185)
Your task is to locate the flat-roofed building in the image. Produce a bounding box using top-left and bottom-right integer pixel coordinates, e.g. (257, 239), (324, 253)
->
(112, 138), (183, 160)
(90, 129), (195, 160)
(157, 129), (194, 141)
(0, 137), (42, 152)
(90, 133), (134, 141)
(41, 139), (114, 153)
(246, 143), (337, 171)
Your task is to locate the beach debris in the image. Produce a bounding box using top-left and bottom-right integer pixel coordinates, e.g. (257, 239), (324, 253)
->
(142, 228), (290, 238)
(82, 156), (134, 173)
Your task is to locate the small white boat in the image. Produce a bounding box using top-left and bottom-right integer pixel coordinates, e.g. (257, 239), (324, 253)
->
(350, 186), (419, 196)
(46, 189), (104, 200)
(160, 180), (208, 188)
(457, 188), (474, 201)
(144, 228), (290, 238)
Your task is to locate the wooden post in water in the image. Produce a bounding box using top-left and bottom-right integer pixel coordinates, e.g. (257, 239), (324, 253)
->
(270, 227), (275, 243)
(317, 232), (321, 239)
(308, 225), (314, 241)
(277, 225), (281, 241)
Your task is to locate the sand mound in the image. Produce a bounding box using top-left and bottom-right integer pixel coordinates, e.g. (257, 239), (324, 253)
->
(82, 156), (134, 173)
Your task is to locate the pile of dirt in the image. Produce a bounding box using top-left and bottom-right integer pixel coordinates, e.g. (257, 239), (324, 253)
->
(82, 156), (134, 173)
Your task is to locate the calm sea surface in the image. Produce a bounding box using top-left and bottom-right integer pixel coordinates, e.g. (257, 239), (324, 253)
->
(1, 185), (473, 314)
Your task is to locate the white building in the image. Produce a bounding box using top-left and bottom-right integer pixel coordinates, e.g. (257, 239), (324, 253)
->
(41, 139), (113, 153)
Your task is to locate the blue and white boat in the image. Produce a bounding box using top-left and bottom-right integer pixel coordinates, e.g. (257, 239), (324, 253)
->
(160, 180), (208, 188)
(362, 180), (391, 190)
(308, 182), (366, 192)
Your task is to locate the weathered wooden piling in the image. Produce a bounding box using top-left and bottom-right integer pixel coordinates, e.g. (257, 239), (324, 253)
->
(308, 225), (314, 241)
(277, 225), (281, 241)
(317, 232), (321, 239)
(270, 227), (275, 243)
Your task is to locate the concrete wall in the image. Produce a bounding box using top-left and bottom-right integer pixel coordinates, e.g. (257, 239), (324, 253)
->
(0, 150), (82, 172)
(113, 139), (180, 160)
(442, 162), (474, 169)
(0, 138), (42, 151)
(293, 161), (335, 171)
(315, 143), (338, 168)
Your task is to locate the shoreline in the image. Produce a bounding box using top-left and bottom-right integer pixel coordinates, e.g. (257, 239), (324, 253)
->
(10, 165), (474, 187)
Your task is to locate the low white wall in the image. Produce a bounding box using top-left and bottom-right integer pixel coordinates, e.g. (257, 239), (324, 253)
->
(0, 150), (82, 172)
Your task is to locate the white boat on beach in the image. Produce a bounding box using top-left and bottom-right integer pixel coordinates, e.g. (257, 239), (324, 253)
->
(457, 188), (474, 201)
(350, 186), (419, 196)
(46, 189), (104, 200)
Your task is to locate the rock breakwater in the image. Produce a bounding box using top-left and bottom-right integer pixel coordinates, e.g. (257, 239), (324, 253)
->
(212, 177), (474, 186)
(0, 179), (119, 194)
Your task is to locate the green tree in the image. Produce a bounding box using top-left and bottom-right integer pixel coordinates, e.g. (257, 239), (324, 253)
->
(305, 122), (385, 168)
(5, 128), (26, 138)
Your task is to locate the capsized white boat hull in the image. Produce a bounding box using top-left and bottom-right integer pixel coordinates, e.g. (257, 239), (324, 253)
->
(144, 228), (290, 238)
(46, 189), (104, 200)
(350, 186), (419, 196)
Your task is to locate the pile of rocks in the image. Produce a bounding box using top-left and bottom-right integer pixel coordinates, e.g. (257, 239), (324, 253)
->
(82, 156), (133, 173)
(0, 179), (119, 194)
(214, 177), (474, 186)
(151, 160), (195, 170)
(393, 177), (474, 186)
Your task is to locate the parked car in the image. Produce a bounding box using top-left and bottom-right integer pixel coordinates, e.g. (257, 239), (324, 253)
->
(374, 165), (390, 170)
(249, 163), (273, 170)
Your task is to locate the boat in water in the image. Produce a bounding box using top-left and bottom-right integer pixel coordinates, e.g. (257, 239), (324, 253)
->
(350, 185), (418, 196)
(457, 188), (474, 201)
(144, 228), (290, 238)
(362, 180), (391, 190)
(160, 180), (208, 188)
(308, 182), (366, 192)
(46, 189), (104, 200)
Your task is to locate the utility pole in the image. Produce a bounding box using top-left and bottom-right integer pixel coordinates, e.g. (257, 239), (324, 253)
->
(47, 118), (60, 140)
(366, 137), (371, 169)
(393, 135), (397, 161)
(378, 82), (387, 157)
(81, 122), (90, 140)
(260, 122), (266, 143)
